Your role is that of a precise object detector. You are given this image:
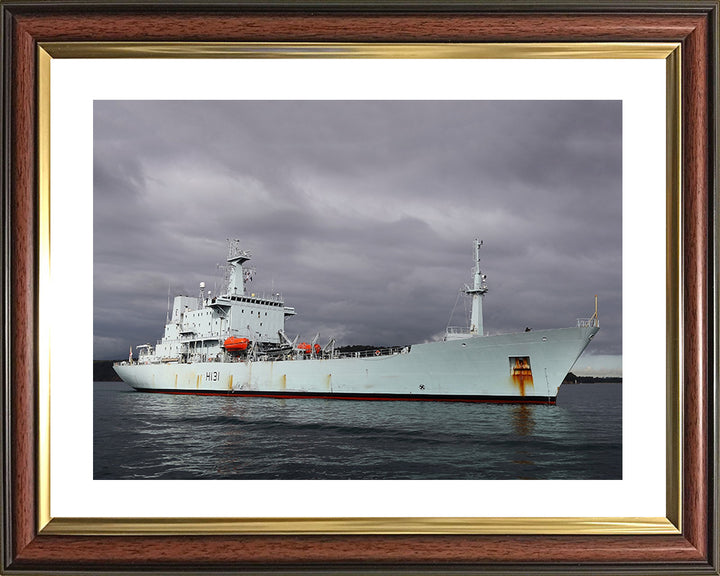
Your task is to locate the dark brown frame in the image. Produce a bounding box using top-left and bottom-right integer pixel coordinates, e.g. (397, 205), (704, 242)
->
(1, 1), (717, 573)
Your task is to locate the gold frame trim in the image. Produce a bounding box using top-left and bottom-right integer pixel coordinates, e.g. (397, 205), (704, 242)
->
(43, 516), (677, 536)
(40, 41), (678, 59)
(37, 46), (52, 535)
(665, 44), (683, 532)
(37, 41), (682, 536)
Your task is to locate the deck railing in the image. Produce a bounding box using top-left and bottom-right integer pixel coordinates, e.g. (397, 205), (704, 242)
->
(336, 346), (409, 359)
(445, 326), (471, 335)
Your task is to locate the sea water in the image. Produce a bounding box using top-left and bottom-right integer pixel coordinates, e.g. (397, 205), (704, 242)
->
(93, 381), (621, 480)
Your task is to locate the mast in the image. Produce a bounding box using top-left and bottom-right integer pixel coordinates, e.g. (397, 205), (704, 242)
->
(225, 239), (252, 296)
(465, 239), (488, 336)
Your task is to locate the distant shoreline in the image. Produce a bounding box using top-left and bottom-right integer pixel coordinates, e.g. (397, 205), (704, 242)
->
(562, 379), (622, 384)
(94, 360), (123, 382)
(562, 372), (622, 384)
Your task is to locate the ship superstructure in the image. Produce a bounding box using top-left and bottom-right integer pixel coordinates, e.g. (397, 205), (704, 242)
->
(115, 239), (599, 404)
(136, 240), (296, 365)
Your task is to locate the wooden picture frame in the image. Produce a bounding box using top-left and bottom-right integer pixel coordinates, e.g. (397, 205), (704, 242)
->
(2, 1), (717, 573)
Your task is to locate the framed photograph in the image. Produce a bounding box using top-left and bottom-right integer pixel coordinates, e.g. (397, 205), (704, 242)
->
(2, 1), (717, 574)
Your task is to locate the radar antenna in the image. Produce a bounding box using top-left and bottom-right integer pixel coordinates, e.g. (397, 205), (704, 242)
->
(227, 238), (251, 263)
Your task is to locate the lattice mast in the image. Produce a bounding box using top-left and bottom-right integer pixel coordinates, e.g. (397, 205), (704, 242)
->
(224, 239), (253, 296)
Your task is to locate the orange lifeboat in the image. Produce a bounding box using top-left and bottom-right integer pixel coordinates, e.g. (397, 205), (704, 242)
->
(297, 342), (311, 354)
(224, 337), (249, 351)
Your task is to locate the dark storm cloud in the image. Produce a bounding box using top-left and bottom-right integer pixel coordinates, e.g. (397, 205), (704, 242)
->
(94, 100), (622, 373)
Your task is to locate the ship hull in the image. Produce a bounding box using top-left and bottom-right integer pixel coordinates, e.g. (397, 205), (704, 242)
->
(114, 325), (598, 404)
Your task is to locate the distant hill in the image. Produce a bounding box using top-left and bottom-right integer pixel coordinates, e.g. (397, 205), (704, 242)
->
(563, 372), (622, 384)
(94, 360), (123, 382)
(336, 344), (390, 353)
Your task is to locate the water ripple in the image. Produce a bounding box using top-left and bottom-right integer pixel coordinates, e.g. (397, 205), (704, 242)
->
(94, 382), (622, 480)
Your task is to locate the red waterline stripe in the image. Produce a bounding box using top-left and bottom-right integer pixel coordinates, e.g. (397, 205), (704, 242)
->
(133, 388), (557, 405)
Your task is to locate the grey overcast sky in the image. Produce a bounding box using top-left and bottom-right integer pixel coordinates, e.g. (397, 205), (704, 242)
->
(94, 100), (622, 375)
